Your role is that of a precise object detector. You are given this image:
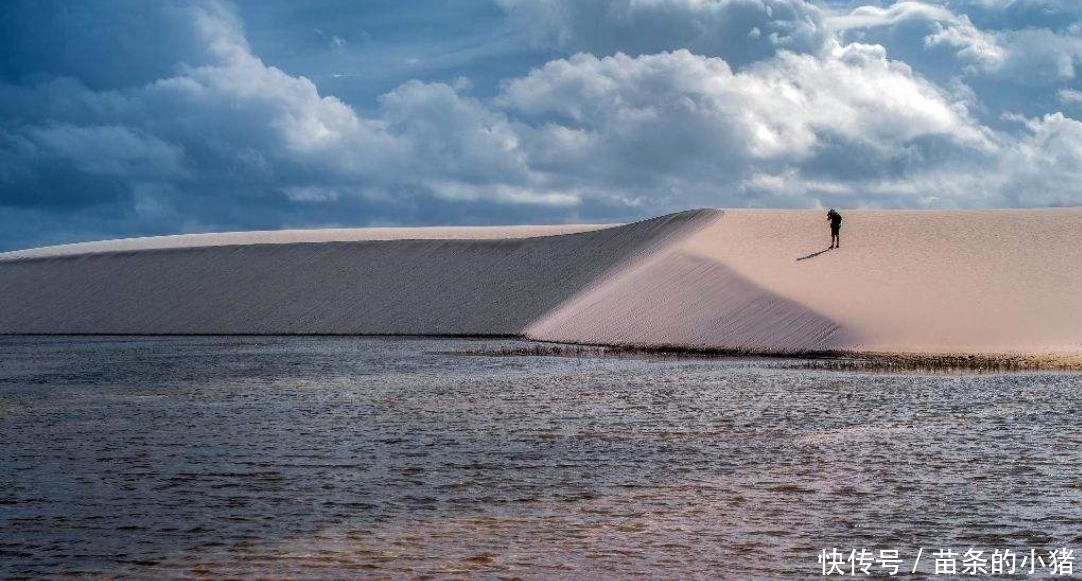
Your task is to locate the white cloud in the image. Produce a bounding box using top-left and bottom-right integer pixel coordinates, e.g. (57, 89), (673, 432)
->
(1059, 88), (1082, 103)
(828, 0), (1082, 87)
(5, 0), (1082, 251)
(827, 1), (1006, 72)
(923, 17), (1005, 70)
(828, 1), (959, 30)
(499, 45), (990, 167)
(422, 181), (581, 205)
(1005, 112), (1082, 202)
(496, 0), (830, 66)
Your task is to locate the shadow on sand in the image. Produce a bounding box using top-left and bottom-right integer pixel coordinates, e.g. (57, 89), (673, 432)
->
(796, 247), (832, 262)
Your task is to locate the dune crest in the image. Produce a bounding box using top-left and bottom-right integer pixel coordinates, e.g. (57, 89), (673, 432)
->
(2, 208), (1081, 356)
(0, 210), (709, 336)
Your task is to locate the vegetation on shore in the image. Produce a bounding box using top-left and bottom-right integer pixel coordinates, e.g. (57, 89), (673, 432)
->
(451, 342), (1082, 374)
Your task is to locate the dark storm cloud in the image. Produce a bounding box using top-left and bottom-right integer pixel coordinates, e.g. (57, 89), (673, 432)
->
(0, 0), (217, 89)
(0, 1), (559, 250)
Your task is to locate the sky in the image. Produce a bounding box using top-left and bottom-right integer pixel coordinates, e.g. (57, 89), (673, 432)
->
(2, 0), (1082, 250)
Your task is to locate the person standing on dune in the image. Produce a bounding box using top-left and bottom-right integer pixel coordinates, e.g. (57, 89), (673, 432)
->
(827, 208), (842, 249)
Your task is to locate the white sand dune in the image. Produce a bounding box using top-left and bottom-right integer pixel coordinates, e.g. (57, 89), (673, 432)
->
(0, 212), (705, 336)
(0, 224), (614, 261)
(530, 208), (1082, 354)
(2, 208), (1081, 355)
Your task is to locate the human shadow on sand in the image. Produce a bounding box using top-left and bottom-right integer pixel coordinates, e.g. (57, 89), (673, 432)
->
(796, 247), (832, 262)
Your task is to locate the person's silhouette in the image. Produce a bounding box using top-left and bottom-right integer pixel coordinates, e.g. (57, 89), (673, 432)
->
(827, 209), (842, 249)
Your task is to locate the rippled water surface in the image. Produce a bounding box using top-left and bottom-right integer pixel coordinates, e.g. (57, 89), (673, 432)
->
(2, 337), (1082, 580)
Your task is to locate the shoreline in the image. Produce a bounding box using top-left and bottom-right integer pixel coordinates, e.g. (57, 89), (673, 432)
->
(450, 340), (1082, 374)
(4, 333), (1081, 373)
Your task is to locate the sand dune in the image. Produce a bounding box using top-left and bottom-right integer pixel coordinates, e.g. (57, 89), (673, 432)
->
(2, 208), (1081, 355)
(0, 224), (614, 261)
(526, 249), (849, 352)
(531, 208), (1082, 354)
(0, 212), (707, 335)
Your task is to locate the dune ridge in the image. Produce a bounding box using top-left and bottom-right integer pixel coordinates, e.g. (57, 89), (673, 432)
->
(0, 224), (616, 261)
(2, 208), (1081, 357)
(0, 210), (712, 336)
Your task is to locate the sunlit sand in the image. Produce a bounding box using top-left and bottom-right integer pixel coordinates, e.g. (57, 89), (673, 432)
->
(3, 208), (1081, 360)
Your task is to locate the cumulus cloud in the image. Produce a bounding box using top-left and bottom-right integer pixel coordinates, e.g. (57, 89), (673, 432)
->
(2, 0), (1082, 251)
(999, 112), (1082, 205)
(828, 1), (1082, 111)
(829, 2), (1005, 71)
(0, 0), (571, 248)
(498, 44), (990, 200)
(827, 2), (1006, 83)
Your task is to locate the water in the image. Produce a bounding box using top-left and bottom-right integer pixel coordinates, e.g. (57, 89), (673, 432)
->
(2, 336), (1081, 580)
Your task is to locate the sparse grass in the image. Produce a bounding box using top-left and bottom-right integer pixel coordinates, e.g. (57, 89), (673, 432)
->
(450, 342), (1082, 374)
(451, 343), (762, 360)
(791, 352), (1082, 374)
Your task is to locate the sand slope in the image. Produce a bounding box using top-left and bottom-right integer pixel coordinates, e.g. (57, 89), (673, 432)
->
(0, 212), (708, 335)
(526, 250), (849, 352)
(699, 209), (1082, 353)
(2, 208), (1081, 355)
(529, 208), (1082, 354)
